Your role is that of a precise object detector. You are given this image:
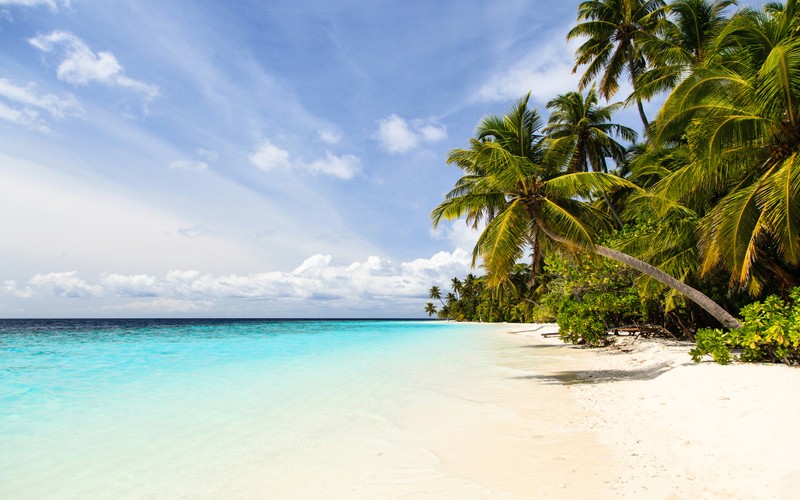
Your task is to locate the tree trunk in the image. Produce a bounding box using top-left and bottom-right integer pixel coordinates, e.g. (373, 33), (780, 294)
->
(535, 218), (742, 329)
(629, 59), (649, 131)
(594, 244), (742, 329)
(602, 192), (624, 229)
(597, 158), (624, 228)
(636, 98), (649, 131)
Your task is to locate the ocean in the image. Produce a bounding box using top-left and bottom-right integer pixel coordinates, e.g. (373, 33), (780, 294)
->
(0, 319), (522, 498)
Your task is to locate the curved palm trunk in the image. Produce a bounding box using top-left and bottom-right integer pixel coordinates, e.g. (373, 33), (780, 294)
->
(536, 219), (742, 329)
(594, 245), (742, 329)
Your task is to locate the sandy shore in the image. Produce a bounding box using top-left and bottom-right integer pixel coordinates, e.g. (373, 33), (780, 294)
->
(492, 323), (800, 499)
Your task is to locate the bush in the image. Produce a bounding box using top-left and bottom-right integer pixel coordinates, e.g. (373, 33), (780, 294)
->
(690, 287), (800, 365)
(543, 253), (648, 347)
(557, 299), (608, 346)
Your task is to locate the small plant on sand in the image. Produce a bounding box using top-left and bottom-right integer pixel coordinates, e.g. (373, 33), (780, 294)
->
(691, 288), (800, 365)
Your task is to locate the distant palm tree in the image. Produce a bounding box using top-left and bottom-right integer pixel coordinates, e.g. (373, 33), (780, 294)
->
(428, 285), (445, 307)
(424, 302), (438, 317)
(450, 277), (462, 298)
(433, 94), (742, 328)
(568, 0), (666, 129)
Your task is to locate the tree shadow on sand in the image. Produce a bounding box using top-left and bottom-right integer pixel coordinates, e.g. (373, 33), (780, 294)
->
(512, 361), (692, 385)
(518, 343), (573, 350)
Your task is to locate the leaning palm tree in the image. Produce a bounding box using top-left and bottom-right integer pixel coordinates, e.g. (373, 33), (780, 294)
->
(433, 94), (742, 328)
(653, 1), (800, 295)
(568, 0), (666, 129)
(428, 285), (445, 307)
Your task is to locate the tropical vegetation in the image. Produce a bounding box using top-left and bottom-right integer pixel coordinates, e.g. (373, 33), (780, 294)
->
(425, 0), (800, 365)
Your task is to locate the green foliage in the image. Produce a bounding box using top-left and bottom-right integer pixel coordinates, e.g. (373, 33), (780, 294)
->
(691, 288), (800, 365)
(557, 300), (610, 346)
(427, 1), (800, 345)
(544, 253), (649, 346)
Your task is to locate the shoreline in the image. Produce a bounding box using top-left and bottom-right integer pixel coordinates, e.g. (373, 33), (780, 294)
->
(494, 323), (800, 498)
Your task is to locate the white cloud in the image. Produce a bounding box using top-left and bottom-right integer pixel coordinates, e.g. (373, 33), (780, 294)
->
(7, 249), (474, 308)
(0, 0), (69, 11)
(0, 78), (82, 130)
(29, 31), (159, 100)
(4, 280), (32, 298)
(292, 254), (332, 275)
(374, 114), (447, 154)
(102, 273), (158, 297)
(169, 159), (208, 171)
(307, 152), (360, 179)
(419, 123), (447, 143)
(474, 28), (581, 104)
(249, 139), (292, 171)
(431, 220), (481, 253)
(249, 139), (360, 179)
(170, 147), (217, 171)
(28, 271), (102, 298)
(0, 101), (47, 131)
(103, 298), (214, 314)
(318, 128), (341, 144)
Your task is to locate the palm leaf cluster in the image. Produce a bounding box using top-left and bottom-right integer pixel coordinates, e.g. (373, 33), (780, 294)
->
(428, 0), (800, 331)
(432, 95), (633, 287)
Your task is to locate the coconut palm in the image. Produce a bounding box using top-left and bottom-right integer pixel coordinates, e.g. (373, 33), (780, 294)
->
(545, 87), (637, 226)
(568, 0), (666, 129)
(450, 277), (462, 298)
(424, 302), (438, 317)
(433, 94), (742, 328)
(545, 87), (637, 173)
(428, 285), (445, 307)
(653, 1), (800, 295)
(634, 0), (737, 101)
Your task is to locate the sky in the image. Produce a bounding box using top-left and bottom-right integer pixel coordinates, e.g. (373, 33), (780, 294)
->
(0, 0), (763, 318)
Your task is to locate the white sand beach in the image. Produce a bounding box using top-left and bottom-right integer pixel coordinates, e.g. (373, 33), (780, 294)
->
(484, 324), (800, 499)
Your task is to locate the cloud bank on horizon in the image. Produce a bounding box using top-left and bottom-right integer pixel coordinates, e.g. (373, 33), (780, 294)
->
(0, 0), (760, 317)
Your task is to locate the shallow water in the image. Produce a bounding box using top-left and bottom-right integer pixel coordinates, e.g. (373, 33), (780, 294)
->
(0, 319), (509, 498)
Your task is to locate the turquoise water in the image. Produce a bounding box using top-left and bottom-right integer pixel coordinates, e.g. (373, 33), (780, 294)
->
(0, 319), (499, 498)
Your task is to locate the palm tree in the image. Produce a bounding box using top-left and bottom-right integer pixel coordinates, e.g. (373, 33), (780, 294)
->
(450, 277), (463, 298)
(428, 285), (445, 307)
(568, 0), (666, 129)
(545, 87), (637, 226)
(653, 1), (800, 295)
(635, 0), (737, 101)
(433, 94), (742, 329)
(424, 302), (438, 317)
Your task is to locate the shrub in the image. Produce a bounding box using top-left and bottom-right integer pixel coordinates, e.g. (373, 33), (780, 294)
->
(544, 253), (648, 346)
(690, 287), (800, 365)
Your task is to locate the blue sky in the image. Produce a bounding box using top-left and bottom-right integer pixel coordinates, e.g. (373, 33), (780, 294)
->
(0, 0), (761, 317)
